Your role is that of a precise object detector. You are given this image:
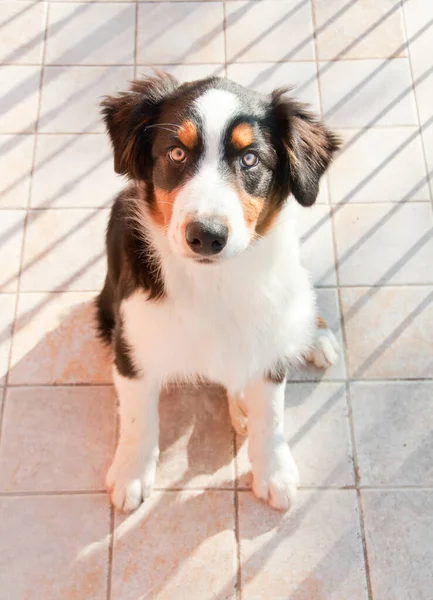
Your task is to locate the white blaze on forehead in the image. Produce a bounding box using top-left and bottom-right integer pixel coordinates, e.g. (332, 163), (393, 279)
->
(194, 88), (239, 163)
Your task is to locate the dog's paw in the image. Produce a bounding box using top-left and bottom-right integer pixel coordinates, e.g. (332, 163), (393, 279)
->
(306, 327), (339, 369)
(106, 443), (158, 513)
(228, 393), (248, 436)
(251, 444), (299, 512)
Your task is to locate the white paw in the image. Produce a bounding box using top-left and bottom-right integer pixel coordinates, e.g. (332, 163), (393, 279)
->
(306, 328), (339, 369)
(106, 442), (158, 512)
(251, 444), (299, 512)
(228, 393), (248, 436)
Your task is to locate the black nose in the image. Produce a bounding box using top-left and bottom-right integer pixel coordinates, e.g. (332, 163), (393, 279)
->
(185, 219), (229, 256)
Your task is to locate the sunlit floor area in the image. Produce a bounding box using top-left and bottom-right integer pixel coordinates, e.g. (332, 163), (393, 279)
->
(1, 0), (433, 598)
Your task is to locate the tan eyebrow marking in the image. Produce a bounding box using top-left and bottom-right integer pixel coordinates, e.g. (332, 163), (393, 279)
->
(177, 120), (198, 149)
(231, 123), (254, 150)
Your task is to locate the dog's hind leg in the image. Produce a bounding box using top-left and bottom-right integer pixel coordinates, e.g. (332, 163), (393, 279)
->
(305, 316), (339, 368)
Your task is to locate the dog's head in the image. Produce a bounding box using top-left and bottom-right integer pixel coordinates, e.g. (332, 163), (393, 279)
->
(102, 72), (340, 263)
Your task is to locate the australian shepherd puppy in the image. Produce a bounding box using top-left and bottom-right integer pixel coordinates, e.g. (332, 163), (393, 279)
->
(96, 72), (341, 513)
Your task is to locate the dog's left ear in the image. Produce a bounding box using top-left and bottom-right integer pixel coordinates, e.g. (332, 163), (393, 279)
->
(271, 89), (341, 207)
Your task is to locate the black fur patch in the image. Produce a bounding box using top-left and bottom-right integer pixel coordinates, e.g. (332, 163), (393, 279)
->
(95, 186), (165, 377)
(113, 316), (140, 378)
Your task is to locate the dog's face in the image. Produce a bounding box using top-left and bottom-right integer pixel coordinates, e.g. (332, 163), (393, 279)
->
(102, 74), (340, 263)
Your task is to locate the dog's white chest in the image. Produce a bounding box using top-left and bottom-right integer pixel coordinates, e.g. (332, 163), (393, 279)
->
(121, 214), (316, 391)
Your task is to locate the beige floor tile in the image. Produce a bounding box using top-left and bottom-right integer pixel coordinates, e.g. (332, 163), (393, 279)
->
(239, 490), (367, 599)
(341, 286), (433, 379)
(0, 65), (41, 133)
(0, 494), (110, 600)
(236, 382), (354, 489)
(31, 134), (124, 209)
(142, 0), (224, 2)
(298, 204), (337, 286)
(403, 0), (433, 124)
(46, 2), (135, 66)
(0, 386), (116, 492)
(20, 209), (108, 292)
(314, 0), (406, 60)
(420, 124), (433, 201)
(0, 2), (47, 65)
(39, 66), (133, 133)
(9, 292), (112, 385)
(138, 63), (226, 82)
(137, 2), (225, 65)
(404, 0), (433, 199)
(0, 295), (16, 385)
(0, 135), (34, 208)
(328, 127), (430, 203)
(320, 58), (417, 127)
(334, 203), (433, 285)
(288, 288), (347, 381)
(0, 210), (26, 293)
(226, 0), (315, 63)
(157, 384), (234, 489)
(52, 0), (133, 2)
(112, 490), (237, 600)
(351, 381), (433, 486)
(227, 62), (320, 111)
(362, 490), (433, 600)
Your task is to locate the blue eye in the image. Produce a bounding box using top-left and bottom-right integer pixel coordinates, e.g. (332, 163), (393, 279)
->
(241, 152), (259, 168)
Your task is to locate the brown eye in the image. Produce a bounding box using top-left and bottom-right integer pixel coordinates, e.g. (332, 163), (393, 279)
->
(241, 151), (259, 168)
(168, 147), (186, 163)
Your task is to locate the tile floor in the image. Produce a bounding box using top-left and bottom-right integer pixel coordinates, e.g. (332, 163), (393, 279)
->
(0, 0), (433, 598)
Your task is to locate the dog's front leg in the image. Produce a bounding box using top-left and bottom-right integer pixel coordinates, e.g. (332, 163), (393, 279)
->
(106, 367), (160, 512)
(245, 376), (299, 511)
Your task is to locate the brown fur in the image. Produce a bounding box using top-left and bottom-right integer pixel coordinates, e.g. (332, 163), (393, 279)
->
(151, 186), (179, 229)
(231, 123), (254, 150)
(178, 120), (198, 150)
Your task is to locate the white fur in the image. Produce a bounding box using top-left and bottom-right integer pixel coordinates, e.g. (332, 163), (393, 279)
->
(245, 378), (299, 511)
(107, 89), (339, 513)
(106, 368), (159, 512)
(108, 202), (324, 512)
(306, 327), (339, 368)
(130, 202), (315, 391)
(168, 89), (251, 259)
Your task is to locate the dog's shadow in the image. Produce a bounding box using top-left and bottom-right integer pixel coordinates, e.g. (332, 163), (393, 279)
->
(5, 297), (285, 598)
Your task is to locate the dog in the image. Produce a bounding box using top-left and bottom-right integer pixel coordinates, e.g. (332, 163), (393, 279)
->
(96, 72), (341, 513)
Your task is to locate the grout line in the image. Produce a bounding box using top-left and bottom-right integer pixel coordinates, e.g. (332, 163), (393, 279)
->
(400, 0), (433, 207)
(107, 384), (120, 600)
(2, 484), (433, 499)
(311, 5), (374, 597)
(3, 376), (433, 389)
(133, 0), (138, 79)
(356, 489), (374, 600)
(346, 380), (375, 600)
(0, 388), (7, 450)
(0, 490), (107, 497)
(222, 0), (228, 79)
(106, 505), (115, 600)
(4, 57), (416, 68)
(0, 1), (51, 450)
(233, 430), (242, 600)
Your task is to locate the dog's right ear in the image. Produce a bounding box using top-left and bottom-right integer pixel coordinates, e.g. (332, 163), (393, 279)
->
(101, 72), (178, 179)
